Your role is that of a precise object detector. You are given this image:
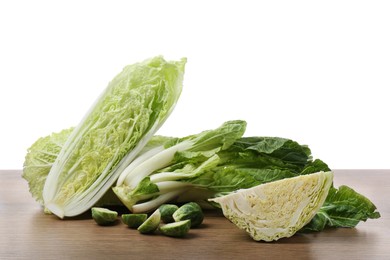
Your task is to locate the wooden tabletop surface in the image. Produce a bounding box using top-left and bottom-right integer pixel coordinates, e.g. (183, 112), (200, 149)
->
(0, 169), (388, 259)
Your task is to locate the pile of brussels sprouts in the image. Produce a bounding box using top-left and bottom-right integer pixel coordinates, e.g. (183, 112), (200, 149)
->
(91, 202), (204, 238)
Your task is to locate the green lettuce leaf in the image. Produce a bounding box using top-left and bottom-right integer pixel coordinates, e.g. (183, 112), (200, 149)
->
(42, 56), (186, 218)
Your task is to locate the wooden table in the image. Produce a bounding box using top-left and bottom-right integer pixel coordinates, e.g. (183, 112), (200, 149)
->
(0, 170), (388, 259)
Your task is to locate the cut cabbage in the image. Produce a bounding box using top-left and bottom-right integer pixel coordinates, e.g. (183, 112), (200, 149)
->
(209, 171), (333, 241)
(42, 56), (186, 218)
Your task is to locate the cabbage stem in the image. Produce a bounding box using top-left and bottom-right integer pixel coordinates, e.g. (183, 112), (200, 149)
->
(116, 145), (165, 186)
(124, 140), (193, 189)
(132, 189), (186, 213)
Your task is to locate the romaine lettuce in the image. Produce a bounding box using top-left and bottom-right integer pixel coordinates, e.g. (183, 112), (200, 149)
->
(113, 120), (247, 212)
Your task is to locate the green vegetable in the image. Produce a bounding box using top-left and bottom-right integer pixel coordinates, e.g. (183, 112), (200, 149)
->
(159, 204), (179, 223)
(173, 202), (204, 227)
(42, 56), (186, 218)
(137, 209), (161, 234)
(209, 171), (334, 241)
(112, 129), (327, 213)
(22, 128), (74, 209)
(302, 185), (381, 232)
(113, 120), (247, 212)
(121, 213), (147, 228)
(23, 123), (380, 232)
(159, 220), (191, 237)
(22, 132), (173, 212)
(112, 124), (379, 231)
(91, 207), (118, 226)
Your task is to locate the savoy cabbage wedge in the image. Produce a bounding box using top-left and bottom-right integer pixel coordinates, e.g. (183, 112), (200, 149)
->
(42, 56), (187, 218)
(209, 171), (334, 241)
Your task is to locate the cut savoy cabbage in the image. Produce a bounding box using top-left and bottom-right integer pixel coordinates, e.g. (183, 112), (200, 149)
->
(209, 171), (334, 241)
(22, 56), (380, 239)
(38, 56), (187, 218)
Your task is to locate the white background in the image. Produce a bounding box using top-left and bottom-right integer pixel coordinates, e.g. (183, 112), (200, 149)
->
(1, 0), (389, 169)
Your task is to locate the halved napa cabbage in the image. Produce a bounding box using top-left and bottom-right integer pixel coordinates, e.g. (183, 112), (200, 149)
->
(209, 171), (333, 241)
(42, 56), (186, 218)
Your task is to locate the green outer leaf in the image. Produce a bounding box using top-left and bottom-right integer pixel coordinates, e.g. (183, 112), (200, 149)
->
(302, 185), (381, 232)
(163, 120), (247, 152)
(175, 136), (318, 195)
(22, 128), (74, 205)
(43, 56), (186, 218)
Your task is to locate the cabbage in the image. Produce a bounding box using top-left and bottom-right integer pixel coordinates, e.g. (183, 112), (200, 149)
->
(22, 130), (170, 212)
(42, 56), (186, 218)
(23, 127), (74, 207)
(209, 171), (334, 241)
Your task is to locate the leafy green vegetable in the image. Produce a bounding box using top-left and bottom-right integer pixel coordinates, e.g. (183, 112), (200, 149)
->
(22, 131), (174, 212)
(113, 120), (247, 212)
(209, 171), (334, 241)
(159, 220), (191, 237)
(91, 207), (118, 226)
(42, 56), (186, 218)
(23, 121), (380, 233)
(173, 202), (204, 227)
(23, 127), (74, 208)
(113, 131), (328, 213)
(112, 131), (380, 232)
(302, 185), (381, 232)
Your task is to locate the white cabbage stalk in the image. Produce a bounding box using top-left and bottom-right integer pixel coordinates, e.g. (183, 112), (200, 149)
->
(209, 171), (333, 241)
(43, 56), (186, 218)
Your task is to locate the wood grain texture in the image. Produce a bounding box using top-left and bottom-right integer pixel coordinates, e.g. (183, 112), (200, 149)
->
(1, 170), (389, 260)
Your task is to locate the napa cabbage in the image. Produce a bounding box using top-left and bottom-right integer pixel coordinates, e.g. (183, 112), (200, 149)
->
(41, 56), (186, 218)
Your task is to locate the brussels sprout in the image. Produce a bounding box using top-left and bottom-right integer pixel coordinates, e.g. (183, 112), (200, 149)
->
(159, 220), (191, 237)
(137, 209), (161, 234)
(91, 207), (118, 226)
(121, 213), (147, 228)
(173, 202), (204, 227)
(159, 204), (179, 223)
